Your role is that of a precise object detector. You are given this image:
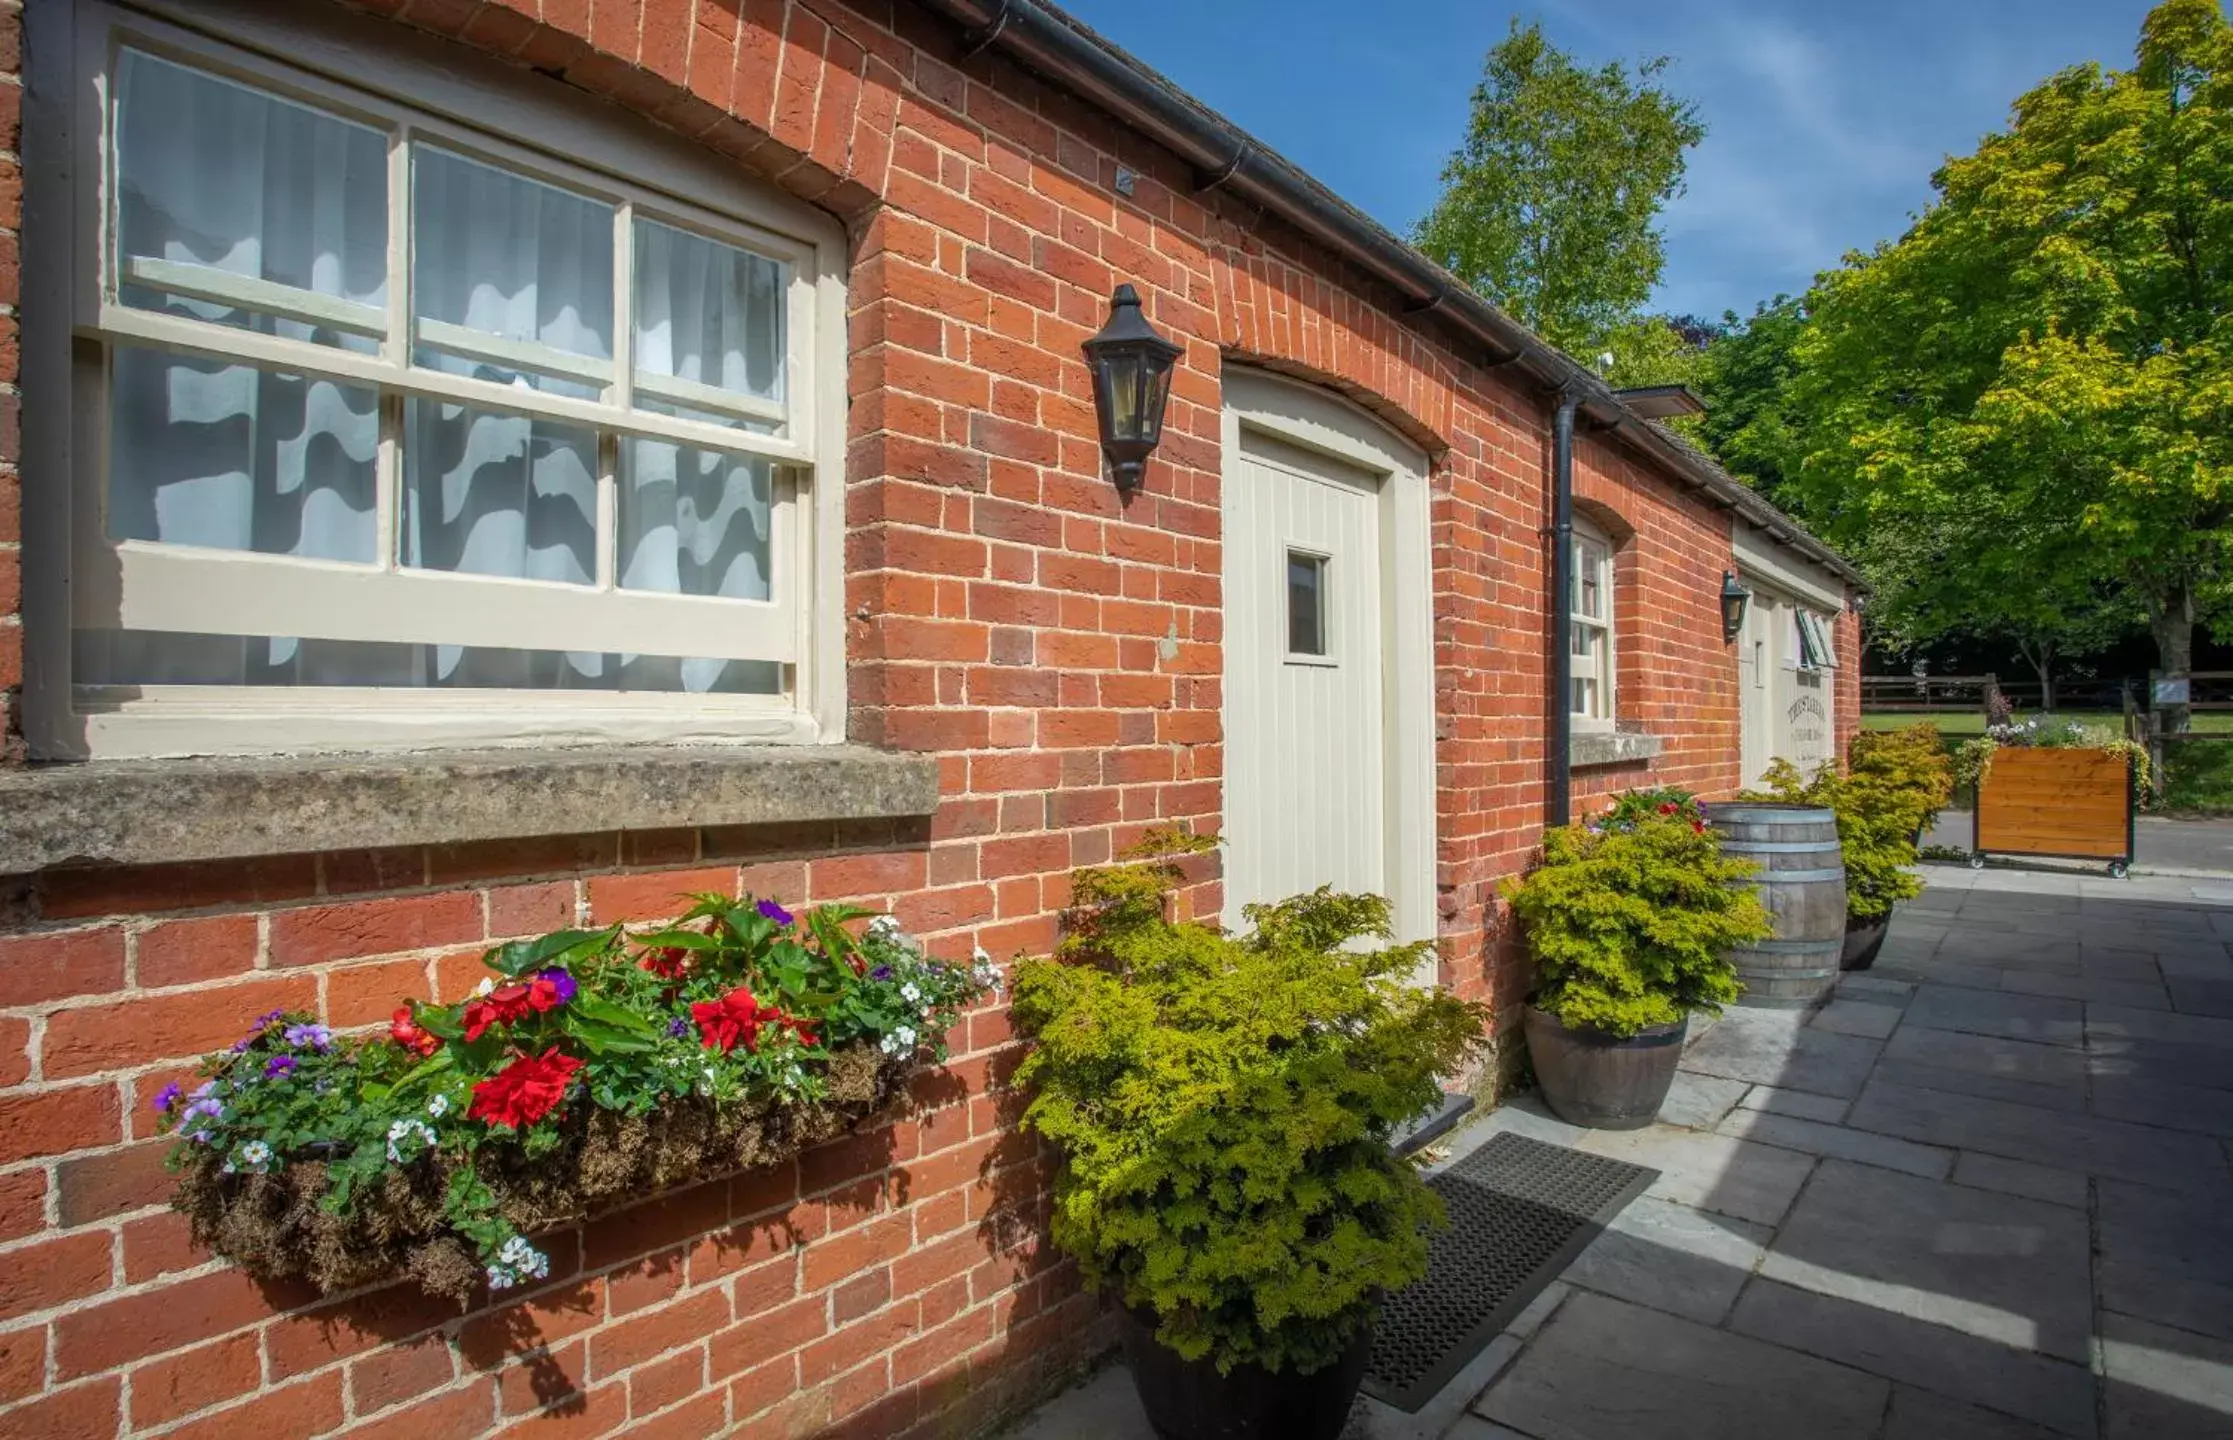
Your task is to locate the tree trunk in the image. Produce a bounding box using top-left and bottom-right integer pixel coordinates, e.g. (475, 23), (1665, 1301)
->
(2150, 584), (2196, 736)
(2016, 637), (2057, 715)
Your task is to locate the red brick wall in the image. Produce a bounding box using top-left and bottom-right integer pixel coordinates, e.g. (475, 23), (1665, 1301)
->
(0, 2), (1845, 1437)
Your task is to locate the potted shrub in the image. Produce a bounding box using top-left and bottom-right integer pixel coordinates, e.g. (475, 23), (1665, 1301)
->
(1750, 724), (1955, 968)
(1504, 791), (1772, 1129)
(154, 894), (995, 1301)
(1012, 829), (1483, 1440)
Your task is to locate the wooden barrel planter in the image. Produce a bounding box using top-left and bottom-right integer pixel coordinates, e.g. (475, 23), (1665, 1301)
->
(1704, 803), (1847, 1010)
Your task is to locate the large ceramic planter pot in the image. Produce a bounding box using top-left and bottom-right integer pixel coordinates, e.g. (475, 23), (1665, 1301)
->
(1841, 914), (1890, 971)
(1119, 1304), (1374, 1440)
(1524, 1005), (1687, 1130)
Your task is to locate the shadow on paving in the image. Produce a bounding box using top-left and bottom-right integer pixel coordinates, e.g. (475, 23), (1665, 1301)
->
(1001, 866), (2233, 1439)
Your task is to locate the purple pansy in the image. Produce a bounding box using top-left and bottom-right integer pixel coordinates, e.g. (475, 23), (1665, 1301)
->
(756, 898), (794, 926)
(536, 968), (579, 1006)
(283, 1022), (334, 1052)
(151, 1082), (183, 1115)
(667, 1016), (691, 1038)
(264, 1054), (298, 1081)
(869, 966), (893, 982)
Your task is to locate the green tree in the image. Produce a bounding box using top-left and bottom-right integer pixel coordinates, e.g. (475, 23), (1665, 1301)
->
(1693, 296), (1809, 509)
(1778, 0), (2232, 730)
(1415, 19), (1706, 358)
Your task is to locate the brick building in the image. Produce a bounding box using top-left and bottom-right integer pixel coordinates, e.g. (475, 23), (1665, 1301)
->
(0, 1), (1862, 1437)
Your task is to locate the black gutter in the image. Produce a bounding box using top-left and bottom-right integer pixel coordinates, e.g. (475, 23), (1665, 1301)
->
(1549, 392), (1579, 828)
(906, 0), (1867, 589)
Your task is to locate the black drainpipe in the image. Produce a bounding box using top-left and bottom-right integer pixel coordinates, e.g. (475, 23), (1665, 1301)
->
(1549, 390), (1579, 828)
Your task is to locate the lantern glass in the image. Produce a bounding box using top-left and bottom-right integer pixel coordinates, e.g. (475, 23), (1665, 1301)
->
(1082, 283), (1183, 495)
(1719, 572), (1752, 643)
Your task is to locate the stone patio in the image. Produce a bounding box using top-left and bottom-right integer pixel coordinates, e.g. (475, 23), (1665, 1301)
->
(1004, 862), (2233, 1438)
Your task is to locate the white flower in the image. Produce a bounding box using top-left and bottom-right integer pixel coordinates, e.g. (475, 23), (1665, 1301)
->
(497, 1236), (550, 1281)
(385, 1117), (437, 1164)
(475, 976), (496, 997)
(486, 1264), (519, 1290)
(426, 1094), (450, 1119)
(238, 1141), (273, 1173)
(868, 914), (902, 940)
(900, 982), (922, 1004)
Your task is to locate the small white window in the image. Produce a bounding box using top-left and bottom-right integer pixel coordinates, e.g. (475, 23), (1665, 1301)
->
(1286, 549), (1330, 661)
(1568, 520), (1614, 727)
(1794, 611), (1836, 672)
(30, 5), (846, 757)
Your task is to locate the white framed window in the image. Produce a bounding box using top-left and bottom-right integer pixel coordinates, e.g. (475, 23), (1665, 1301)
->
(25, 1), (848, 758)
(1568, 519), (1614, 728)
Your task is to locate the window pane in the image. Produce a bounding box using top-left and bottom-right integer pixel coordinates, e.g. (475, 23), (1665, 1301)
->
(108, 346), (377, 562)
(73, 629), (779, 694)
(1575, 540), (1604, 620)
(1571, 676), (1597, 716)
(412, 148), (612, 397)
(402, 399), (597, 585)
(1287, 551), (1325, 656)
(620, 440), (773, 600)
(633, 217), (787, 427)
(115, 50), (387, 353)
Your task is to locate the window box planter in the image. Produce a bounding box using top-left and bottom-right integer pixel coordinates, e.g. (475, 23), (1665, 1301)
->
(157, 898), (995, 1303)
(1974, 746), (2137, 877)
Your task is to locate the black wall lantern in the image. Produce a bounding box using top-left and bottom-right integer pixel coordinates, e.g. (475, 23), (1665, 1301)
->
(1720, 570), (1753, 643)
(1081, 283), (1183, 498)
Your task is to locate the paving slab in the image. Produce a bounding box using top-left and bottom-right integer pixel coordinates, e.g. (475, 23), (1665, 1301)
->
(1809, 997), (1904, 1040)
(2097, 1181), (2233, 1343)
(2000, 970), (2172, 1010)
(2101, 1312), (2233, 1439)
(1476, 1290), (1890, 1440)
(1003, 1365), (1151, 1440)
(1884, 1386), (2074, 1440)
(2169, 977), (2233, 1018)
(1882, 1020), (2091, 1087)
(1905, 983), (2088, 1047)
(1848, 1078), (2232, 1193)
(1677, 1008), (1883, 1099)
(1757, 1159), (2093, 1363)
(1714, 1108), (1954, 1180)
(1728, 1278), (2098, 1437)
(2086, 1033), (2233, 1094)
(1572, 1124), (1817, 1228)
(1654, 1071), (1750, 1132)
(1734, 1084), (1851, 1124)
(1557, 1196), (1768, 1327)
(1873, 1057), (2088, 1114)
(1953, 1151), (2092, 1210)
(2090, 1003), (2233, 1049)
(2091, 1074), (2233, 1137)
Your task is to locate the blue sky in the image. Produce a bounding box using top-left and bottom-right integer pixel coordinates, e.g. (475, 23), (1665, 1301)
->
(1058, 0), (2161, 320)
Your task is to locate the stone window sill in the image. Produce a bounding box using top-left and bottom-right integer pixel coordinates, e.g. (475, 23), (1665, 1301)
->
(0, 745), (941, 876)
(1570, 730), (1666, 769)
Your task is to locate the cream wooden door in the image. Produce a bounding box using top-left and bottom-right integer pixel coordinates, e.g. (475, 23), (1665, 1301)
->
(1222, 430), (1385, 926)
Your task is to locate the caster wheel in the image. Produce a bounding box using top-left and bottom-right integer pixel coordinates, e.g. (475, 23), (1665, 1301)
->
(1968, 854), (1986, 870)
(2109, 861), (2130, 879)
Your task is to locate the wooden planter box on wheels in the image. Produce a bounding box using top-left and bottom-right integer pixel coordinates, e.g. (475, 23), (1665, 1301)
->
(1973, 747), (2137, 877)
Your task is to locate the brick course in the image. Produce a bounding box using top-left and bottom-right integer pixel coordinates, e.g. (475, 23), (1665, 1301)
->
(0, 0), (1859, 1436)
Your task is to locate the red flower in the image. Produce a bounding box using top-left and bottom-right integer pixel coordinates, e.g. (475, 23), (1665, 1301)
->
(390, 1005), (440, 1058)
(692, 988), (817, 1053)
(463, 983), (533, 1041)
(1657, 802), (1679, 816)
(467, 1048), (584, 1129)
(1692, 818), (1707, 835)
(640, 948), (691, 981)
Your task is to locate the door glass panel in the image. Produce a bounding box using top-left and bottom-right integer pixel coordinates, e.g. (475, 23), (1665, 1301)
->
(1286, 550), (1326, 657)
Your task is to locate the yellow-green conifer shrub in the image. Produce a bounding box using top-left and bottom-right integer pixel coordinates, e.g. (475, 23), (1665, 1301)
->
(1011, 830), (1485, 1376)
(1504, 813), (1772, 1036)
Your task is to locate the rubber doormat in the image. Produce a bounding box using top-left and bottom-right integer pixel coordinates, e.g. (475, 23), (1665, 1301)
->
(1362, 1131), (1657, 1412)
